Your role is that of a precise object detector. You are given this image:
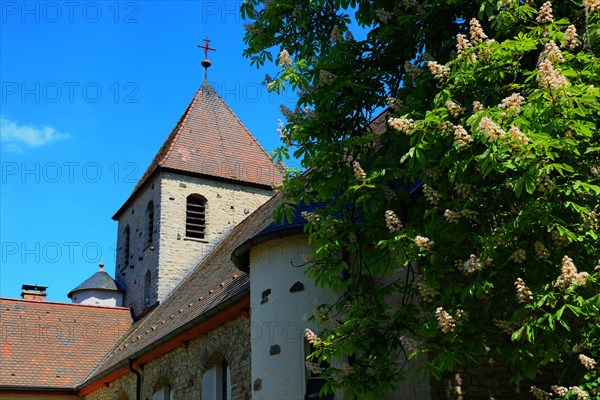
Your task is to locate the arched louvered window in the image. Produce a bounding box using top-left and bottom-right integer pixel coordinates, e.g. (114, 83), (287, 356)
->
(124, 225), (131, 268)
(146, 200), (154, 245)
(186, 194), (206, 239)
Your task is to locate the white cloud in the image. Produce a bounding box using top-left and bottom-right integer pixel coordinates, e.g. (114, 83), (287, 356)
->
(1, 117), (70, 153)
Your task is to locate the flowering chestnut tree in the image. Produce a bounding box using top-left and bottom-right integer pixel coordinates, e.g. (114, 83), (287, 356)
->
(243, 0), (599, 398)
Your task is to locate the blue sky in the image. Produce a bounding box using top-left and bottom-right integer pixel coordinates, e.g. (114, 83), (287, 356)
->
(0, 1), (296, 301)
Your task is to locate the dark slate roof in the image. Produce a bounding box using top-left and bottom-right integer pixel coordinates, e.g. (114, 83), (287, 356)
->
(232, 177), (422, 272)
(113, 82), (284, 219)
(257, 199), (320, 237)
(67, 269), (124, 299)
(0, 298), (131, 390)
(256, 178), (422, 239)
(82, 194), (283, 388)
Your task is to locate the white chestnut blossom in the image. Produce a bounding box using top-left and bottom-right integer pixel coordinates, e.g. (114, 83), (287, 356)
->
(414, 235), (434, 252)
(330, 25), (343, 43)
(499, 93), (524, 113)
(543, 40), (564, 64)
(536, 1), (553, 24)
(428, 61), (450, 80)
(514, 278), (533, 303)
(534, 242), (550, 260)
(530, 386), (552, 400)
(385, 210), (402, 232)
(579, 354), (597, 370)
(469, 18), (488, 44)
(386, 97), (403, 110)
(417, 281), (437, 302)
(538, 59), (568, 89)
(509, 249), (527, 264)
(388, 117), (414, 134)
(404, 61), (422, 81)
(423, 184), (441, 204)
(456, 34), (472, 55)
(478, 117), (505, 141)
(352, 161), (366, 180)
(454, 125), (472, 148)
(555, 255), (589, 290)
(435, 307), (456, 333)
(461, 254), (483, 274)
(562, 25), (580, 49)
(472, 101), (485, 112)
(445, 100), (464, 117)
(278, 49), (292, 66)
(508, 125), (530, 145)
(319, 70), (337, 86)
(444, 209), (460, 223)
(584, 0), (600, 13)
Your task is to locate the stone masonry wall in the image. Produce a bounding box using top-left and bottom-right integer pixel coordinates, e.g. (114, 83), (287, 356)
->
(83, 315), (251, 400)
(115, 174), (161, 318)
(157, 172), (273, 301)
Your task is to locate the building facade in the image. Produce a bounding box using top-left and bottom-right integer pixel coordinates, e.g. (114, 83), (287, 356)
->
(2, 68), (525, 400)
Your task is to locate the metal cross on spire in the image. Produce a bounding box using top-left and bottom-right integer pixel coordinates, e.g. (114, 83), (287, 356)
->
(198, 36), (216, 81)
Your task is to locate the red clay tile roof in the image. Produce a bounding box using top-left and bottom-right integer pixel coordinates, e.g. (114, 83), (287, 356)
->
(0, 299), (131, 390)
(82, 194), (282, 388)
(113, 82), (284, 219)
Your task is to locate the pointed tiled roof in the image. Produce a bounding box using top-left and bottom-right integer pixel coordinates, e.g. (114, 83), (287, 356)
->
(67, 268), (124, 299)
(113, 82), (283, 219)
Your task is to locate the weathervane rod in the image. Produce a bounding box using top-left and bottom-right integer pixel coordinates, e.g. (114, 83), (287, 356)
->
(198, 36), (216, 82)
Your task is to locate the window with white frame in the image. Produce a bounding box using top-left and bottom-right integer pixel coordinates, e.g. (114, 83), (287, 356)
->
(202, 358), (231, 400)
(152, 385), (171, 400)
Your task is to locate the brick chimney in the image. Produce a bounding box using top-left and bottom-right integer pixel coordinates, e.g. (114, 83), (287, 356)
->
(21, 284), (48, 301)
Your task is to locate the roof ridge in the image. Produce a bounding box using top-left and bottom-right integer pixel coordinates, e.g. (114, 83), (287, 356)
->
(0, 297), (130, 310)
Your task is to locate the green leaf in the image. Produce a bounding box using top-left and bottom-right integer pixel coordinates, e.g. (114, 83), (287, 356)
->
(524, 175), (536, 195)
(513, 178), (524, 198)
(567, 304), (582, 317)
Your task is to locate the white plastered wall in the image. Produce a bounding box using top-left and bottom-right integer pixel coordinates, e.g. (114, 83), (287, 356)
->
(71, 289), (123, 307)
(249, 234), (338, 400)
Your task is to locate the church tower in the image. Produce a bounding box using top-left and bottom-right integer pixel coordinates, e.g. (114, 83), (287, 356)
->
(112, 47), (283, 318)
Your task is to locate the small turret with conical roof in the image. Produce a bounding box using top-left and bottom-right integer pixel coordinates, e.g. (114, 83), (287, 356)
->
(68, 263), (124, 307)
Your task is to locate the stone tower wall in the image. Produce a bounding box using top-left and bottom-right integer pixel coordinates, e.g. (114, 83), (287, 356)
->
(115, 174), (161, 318)
(157, 171), (273, 301)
